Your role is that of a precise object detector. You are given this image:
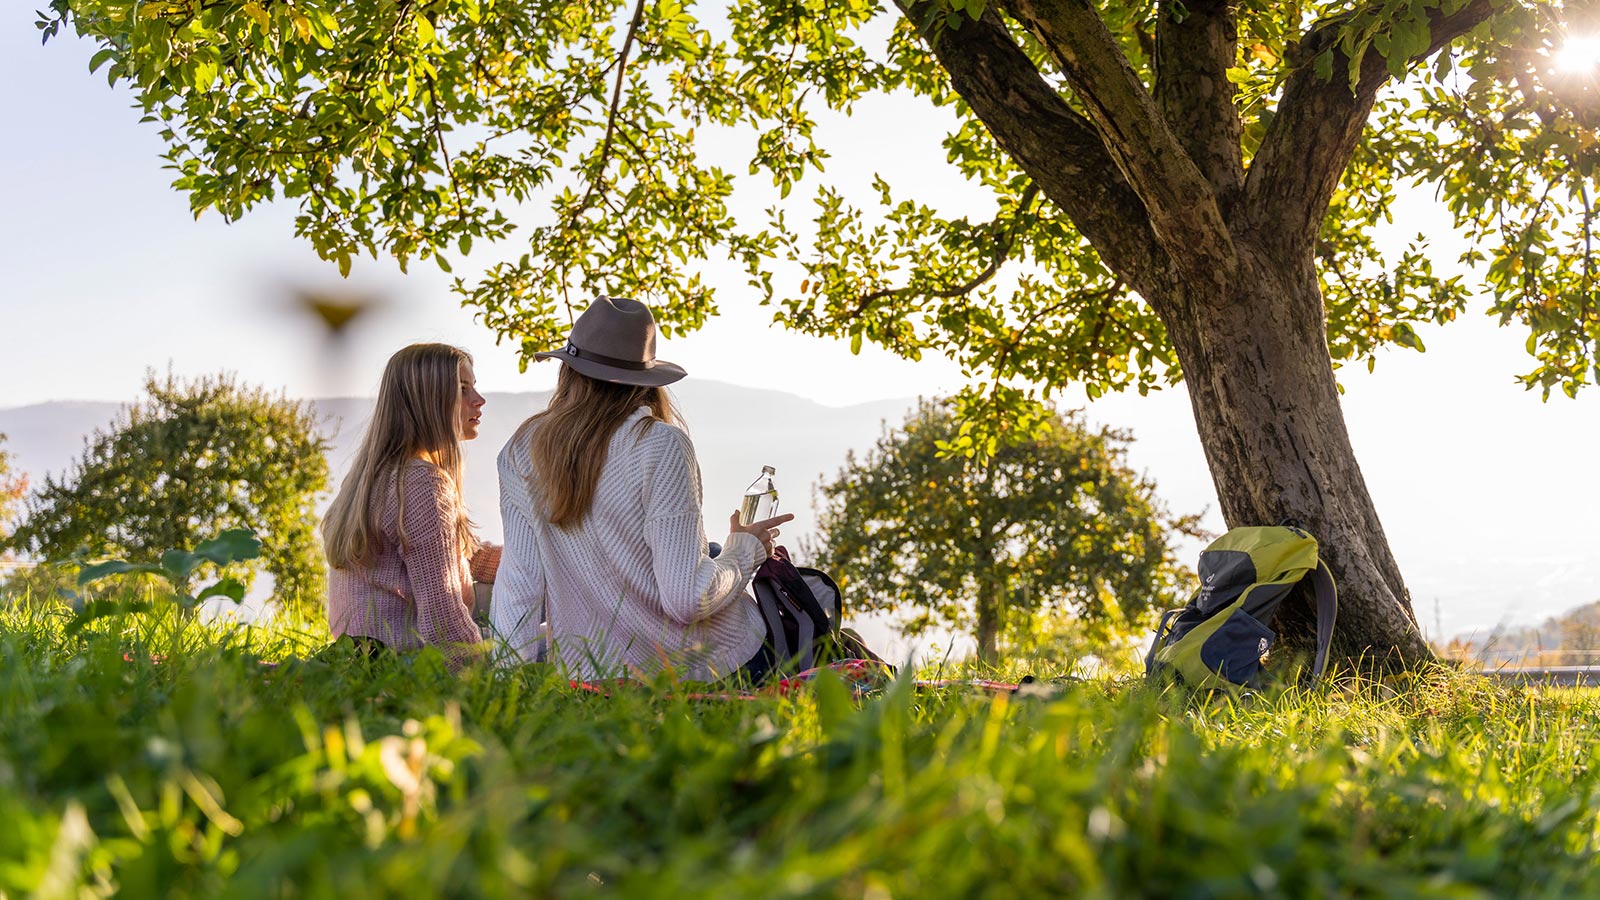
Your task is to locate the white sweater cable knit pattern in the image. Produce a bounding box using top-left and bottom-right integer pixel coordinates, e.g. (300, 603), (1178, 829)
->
(491, 407), (766, 679)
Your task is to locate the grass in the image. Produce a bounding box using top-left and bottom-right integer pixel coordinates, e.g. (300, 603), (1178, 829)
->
(3, 596), (1600, 899)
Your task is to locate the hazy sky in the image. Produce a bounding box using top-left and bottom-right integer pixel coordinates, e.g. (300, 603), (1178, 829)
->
(3, 7), (1598, 642)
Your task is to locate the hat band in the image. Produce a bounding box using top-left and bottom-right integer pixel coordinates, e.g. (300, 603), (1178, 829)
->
(564, 343), (651, 371)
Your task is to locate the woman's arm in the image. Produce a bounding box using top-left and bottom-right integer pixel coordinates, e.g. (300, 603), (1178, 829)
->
(397, 464), (486, 657)
(643, 427), (769, 625)
(490, 444), (548, 663)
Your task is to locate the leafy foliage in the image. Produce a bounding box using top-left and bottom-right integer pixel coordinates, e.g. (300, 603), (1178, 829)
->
(32, 0), (1598, 403)
(0, 432), (24, 539)
(4, 602), (1600, 896)
(0, 433), (29, 593)
(809, 398), (1197, 662)
(62, 528), (263, 635)
(1378, 3), (1600, 397)
(5, 373), (329, 619)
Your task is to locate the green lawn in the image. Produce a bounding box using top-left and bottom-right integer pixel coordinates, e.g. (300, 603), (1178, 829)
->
(2, 601), (1597, 899)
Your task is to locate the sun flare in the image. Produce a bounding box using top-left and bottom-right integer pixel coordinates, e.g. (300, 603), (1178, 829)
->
(1554, 36), (1600, 73)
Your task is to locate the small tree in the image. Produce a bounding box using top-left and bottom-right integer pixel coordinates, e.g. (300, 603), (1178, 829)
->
(811, 399), (1195, 663)
(0, 434), (29, 591)
(0, 434), (24, 539)
(6, 373), (330, 619)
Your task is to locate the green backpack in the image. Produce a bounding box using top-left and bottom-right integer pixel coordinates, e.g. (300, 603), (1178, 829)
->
(1145, 524), (1338, 689)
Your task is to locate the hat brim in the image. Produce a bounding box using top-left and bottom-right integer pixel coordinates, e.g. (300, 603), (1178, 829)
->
(533, 350), (687, 387)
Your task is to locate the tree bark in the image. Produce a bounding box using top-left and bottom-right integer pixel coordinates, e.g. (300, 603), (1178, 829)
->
(1153, 0), (1243, 206)
(1157, 240), (1430, 668)
(975, 593), (1000, 665)
(900, 1), (1164, 292)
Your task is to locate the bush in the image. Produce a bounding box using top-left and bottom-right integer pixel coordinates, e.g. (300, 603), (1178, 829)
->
(4, 373), (329, 620)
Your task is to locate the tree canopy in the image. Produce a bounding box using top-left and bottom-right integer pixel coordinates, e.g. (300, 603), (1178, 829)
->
(5, 373), (330, 619)
(810, 399), (1195, 661)
(36, 0), (1595, 402)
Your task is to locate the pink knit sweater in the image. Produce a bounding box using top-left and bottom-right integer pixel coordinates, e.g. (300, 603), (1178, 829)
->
(327, 460), (497, 658)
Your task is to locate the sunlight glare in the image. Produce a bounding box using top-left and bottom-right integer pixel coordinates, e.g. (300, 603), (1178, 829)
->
(1554, 36), (1600, 73)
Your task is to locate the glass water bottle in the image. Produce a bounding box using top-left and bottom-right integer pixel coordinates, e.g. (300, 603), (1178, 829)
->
(739, 465), (779, 525)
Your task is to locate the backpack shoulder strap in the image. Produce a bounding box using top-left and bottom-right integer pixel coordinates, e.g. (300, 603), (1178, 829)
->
(1309, 560), (1338, 681)
(1144, 608), (1182, 676)
(753, 557), (831, 672)
(761, 558), (832, 636)
(795, 567), (843, 628)
(751, 576), (790, 654)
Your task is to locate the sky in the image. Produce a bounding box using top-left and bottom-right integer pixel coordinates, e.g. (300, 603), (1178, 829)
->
(2, 7), (1598, 644)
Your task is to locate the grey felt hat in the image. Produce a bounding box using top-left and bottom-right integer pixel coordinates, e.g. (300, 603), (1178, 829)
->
(533, 296), (687, 387)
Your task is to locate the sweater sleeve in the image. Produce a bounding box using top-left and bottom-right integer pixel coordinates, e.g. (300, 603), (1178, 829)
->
(491, 448), (549, 664)
(397, 464), (485, 656)
(643, 426), (767, 625)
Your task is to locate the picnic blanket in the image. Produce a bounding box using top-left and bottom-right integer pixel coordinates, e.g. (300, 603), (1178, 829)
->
(568, 659), (1050, 701)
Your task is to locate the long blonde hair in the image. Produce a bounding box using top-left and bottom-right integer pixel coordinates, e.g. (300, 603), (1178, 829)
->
(323, 343), (480, 568)
(529, 365), (680, 527)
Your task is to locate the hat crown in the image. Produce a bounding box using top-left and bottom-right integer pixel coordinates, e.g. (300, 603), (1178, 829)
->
(533, 296), (687, 387)
(569, 296), (657, 363)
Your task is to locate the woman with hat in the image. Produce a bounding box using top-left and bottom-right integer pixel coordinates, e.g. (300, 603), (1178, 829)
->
(323, 343), (500, 665)
(491, 296), (792, 681)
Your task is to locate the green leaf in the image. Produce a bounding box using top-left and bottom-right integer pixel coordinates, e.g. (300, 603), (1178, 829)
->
(65, 598), (152, 636)
(850, 331), (863, 355)
(77, 559), (163, 588)
(194, 528), (263, 567)
(195, 577), (247, 604)
(194, 57), (218, 90)
(811, 667), (853, 732)
(162, 548), (201, 583)
(1314, 49), (1334, 82)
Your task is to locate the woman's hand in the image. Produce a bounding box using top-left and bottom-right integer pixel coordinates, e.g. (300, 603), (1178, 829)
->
(470, 543), (502, 584)
(729, 511), (794, 559)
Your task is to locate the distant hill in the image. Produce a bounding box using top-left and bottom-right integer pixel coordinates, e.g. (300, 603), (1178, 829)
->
(1446, 599), (1600, 667)
(0, 382), (920, 549)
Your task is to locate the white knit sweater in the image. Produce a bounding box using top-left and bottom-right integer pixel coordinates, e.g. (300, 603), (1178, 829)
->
(491, 407), (767, 680)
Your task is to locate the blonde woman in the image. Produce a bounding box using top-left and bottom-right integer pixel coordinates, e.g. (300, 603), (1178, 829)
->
(492, 297), (791, 680)
(323, 343), (500, 661)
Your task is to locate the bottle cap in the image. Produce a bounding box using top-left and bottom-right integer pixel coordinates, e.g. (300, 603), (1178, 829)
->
(761, 465), (775, 475)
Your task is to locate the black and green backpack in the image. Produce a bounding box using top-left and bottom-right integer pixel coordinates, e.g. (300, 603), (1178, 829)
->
(1145, 524), (1338, 689)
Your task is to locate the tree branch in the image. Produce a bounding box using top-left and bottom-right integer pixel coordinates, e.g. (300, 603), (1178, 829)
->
(553, 0), (646, 319)
(1153, 0), (1244, 207)
(578, 0), (646, 217)
(895, 1), (1164, 296)
(1002, 0), (1236, 277)
(1240, 0), (1498, 254)
(424, 73), (467, 222)
(849, 182), (1040, 319)
(991, 278), (1126, 378)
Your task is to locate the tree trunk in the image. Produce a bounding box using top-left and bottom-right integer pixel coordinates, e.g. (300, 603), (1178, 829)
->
(975, 594), (1000, 666)
(1156, 239), (1431, 670)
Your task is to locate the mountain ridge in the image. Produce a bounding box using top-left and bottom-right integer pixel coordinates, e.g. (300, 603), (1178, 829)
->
(0, 380), (922, 548)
